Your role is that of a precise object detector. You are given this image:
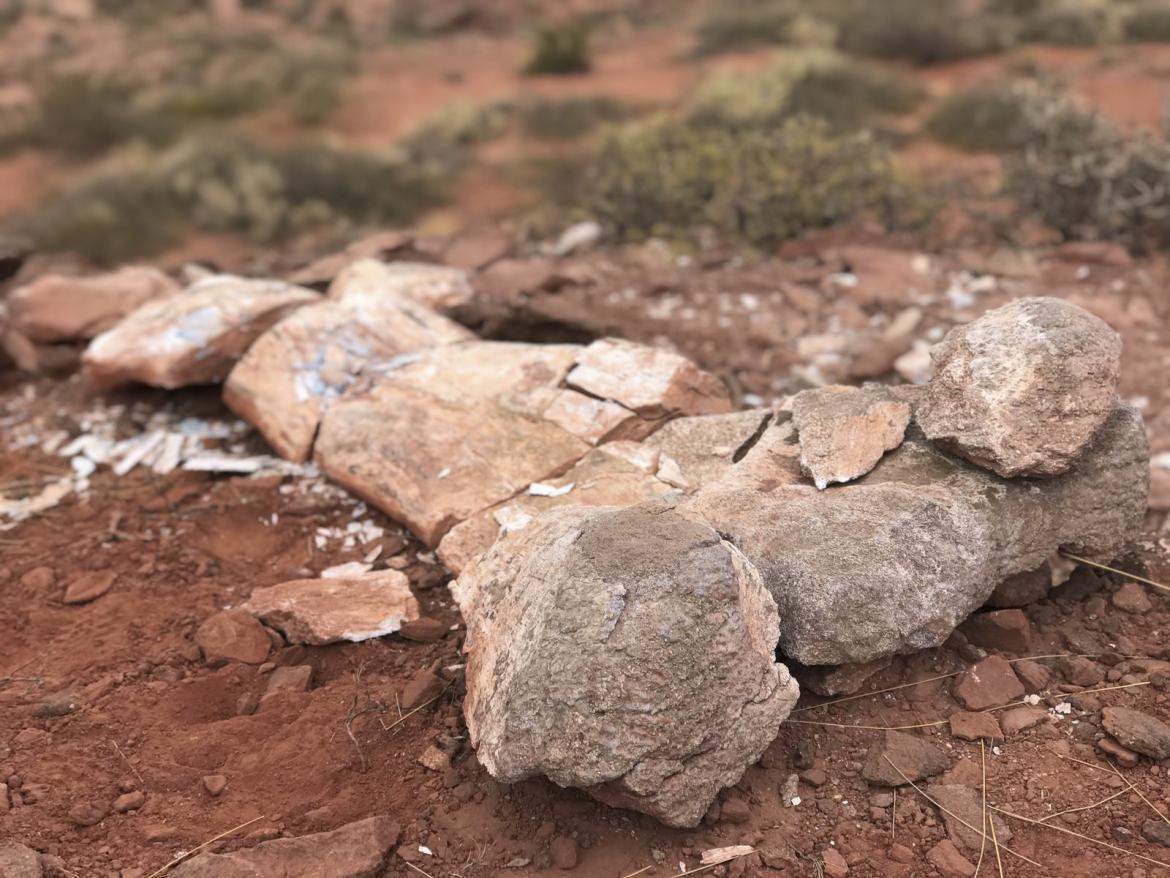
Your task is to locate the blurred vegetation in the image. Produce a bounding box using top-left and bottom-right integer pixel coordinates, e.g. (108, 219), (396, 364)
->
(19, 134), (447, 262)
(926, 85), (1039, 152)
(521, 97), (627, 139)
(691, 2), (802, 56)
(581, 114), (926, 247)
(835, 0), (1018, 63)
(525, 21), (592, 75)
(1125, 2), (1170, 40)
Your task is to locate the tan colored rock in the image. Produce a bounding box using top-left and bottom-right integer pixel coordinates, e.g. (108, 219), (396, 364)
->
(244, 570), (419, 645)
(83, 275), (319, 389)
(195, 610), (272, 665)
(645, 409), (776, 491)
(325, 258), (474, 313)
(566, 338), (731, 419)
(7, 267), (179, 343)
(224, 265), (471, 462)
(918, 297), (1122, 477)
(542, 388), (650, 445)
(791, 385), (911, 489)
(453, 504), (799, 828)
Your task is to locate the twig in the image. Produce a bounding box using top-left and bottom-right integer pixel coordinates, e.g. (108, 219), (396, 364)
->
(1039, 788), (1127, 822)
(882, 755), (1042, 867)
(378, 684), (452, 735)
(988, 784), (1005, 878)
(403, 861), (438, 878)
(1059, 552), (1169, 593)
(111, 739), (144, 786)
(344, 663), (384, 773)
(891, 787), (896, 841)
(620, 867), (654, 878)
(145, 815), (264, 877)
(992, 805), (1170, 868)
(975, 740), (987, 877)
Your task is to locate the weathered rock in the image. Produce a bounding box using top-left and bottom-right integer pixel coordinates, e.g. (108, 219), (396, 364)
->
(644, 409), (776, 490)
(170, 815), (399, 878)
(958, 609), (1032, 653)
(926, 784), (1013, 852)
(918, 297), (1122, 477)
(821, 847), (849, 878)
(1000, 705), (1048, 735)
(791, 385), (910, 489)
(1112, 582), (1152, 613)
(194, 610), (272, 665)
(1057, 655), (1105, 687)
(1012, 659), (1051, 693)
(7, 267), (179, 343)
(948, 711), (1003, 742)
(985, 563), (1051, 608)
(685, 403), (1148, 665)
(113, 790), (145, 812)
(453, 504), (799, 828)
(400, 668), (444, 710)
(326, 259), (474, 313)
(861, 730), (950, 786)
(792, 656), (892, 697)
(1101, 707), (1170, 759)
(244, 571), (419, 645)
(68, 801), (108, 827)
(953, 656), (1025, 711)
(1142, 819), (1170, 847)
(84, 275), (319, 389)
(224, 261), (472, 462)
(927, 839), (975, 878)
(61, 570), (116, 605)
(0, 842), (42, 878)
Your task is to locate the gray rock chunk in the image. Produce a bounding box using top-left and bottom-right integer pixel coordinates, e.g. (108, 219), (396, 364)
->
(791, 385), (911, 489)
(862, 730), (950, 786)
(918, 297), (1122, 477)
(1102, 707), (1170, 760)
(926, 784), (1012, 851)
(452, 504), (799, 828)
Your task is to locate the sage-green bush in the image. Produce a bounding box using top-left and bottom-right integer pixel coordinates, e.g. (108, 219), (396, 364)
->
(926, 84), (1038, 152)
(1125, 3), (1170, 40)
(525, 21), (592, 75)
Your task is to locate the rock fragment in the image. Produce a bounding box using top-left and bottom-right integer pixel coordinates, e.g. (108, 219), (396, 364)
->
(953, 656), (1024, 711)
(985, 564), (1051, 608)
(7, 267), (179, 343)
(948, 711), (1003, 742)
(958, 609), (1032, 654)
(83, 275), (319, 390)
(62, 570), (115, 605)
(453, 504), (799, 828)
(0, 842), (41, 878)
(1112, 582), (1152, 613)
(326, 259), (474, 313)
(790, 385), (910, 489)
(926, 784), (1012, 851)
(861, 730), (950, 786)
(918, 297), (1122, 477)
(926, 839), (976, 877)
(1000, 706), (1048, 735)
(244, 571), (419, 645)
(1101, 707), (1170, 759)
(170, 815), (400, 878)
(194, 610), (272, 665)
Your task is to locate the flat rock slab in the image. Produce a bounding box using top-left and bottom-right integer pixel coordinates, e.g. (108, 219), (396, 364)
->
(925, 783), (1012, 852)
(954, 655), (1025, 711)
(7, 267), (179, 343)
(791, 385), (911, 489)
(862, 730), (950, 786)
(1102, 707), (1170, 759)
(453, 504), (798, 828)
(224, 262), (472, 462)
(171, 815), (399, 878)
(62, 570), (115, 604)
(918, 297), (1122, 477)
(244, 570), (419, 645)
(84, 275), (319, 389)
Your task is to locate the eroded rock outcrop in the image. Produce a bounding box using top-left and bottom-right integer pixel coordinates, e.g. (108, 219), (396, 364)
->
(453, 504), (799, 828)
(918, 297), (1121, 477)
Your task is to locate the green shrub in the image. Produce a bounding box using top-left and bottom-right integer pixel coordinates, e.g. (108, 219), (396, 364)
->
(30, 76), (178, 158)
(525, 21), (592, 75)
(521, 97), (625, 139)
(692, 2), (799, 56)
(925, 84), (1037, 152)
(1019, 0), (1124, 45)
(1125, 3), (1170, 41)
(835, 0), (1017, 64)
(582, 114), (921, 247)
(1006, 96), (1170, 250)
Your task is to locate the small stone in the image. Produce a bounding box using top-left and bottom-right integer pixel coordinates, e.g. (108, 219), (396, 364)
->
(0, 842), (42, 878)
(862, 730), (950, 787)
(985, 564), (1050, 608)
(68, 801), (108, 827)
(1013, 659), (1051, 693)
(142, 823), (179, 843)
(33, 691), (77, 717)
(926, 784), (1012, 852)
(1097, 737), (1140, 767)
(20, 567), (54, 591)
(958, 609), (1032, 654)
(799, 768), (828, 787)
(398, 617), (448, 643)
(1000, 706), (1049, 735)
(62, 570), (116, 605)
(262, 665), (313, 700)
(1102, 707), (1170, 759)
(948, 711), (1004, 742)
(791, 385), (911, 489)
(889, 843), (914, 864)
(1112, 583), (1152, 614)
(720, 798), (751, 823)
(927, 839), (976, 877)
(1142, 819), (1170, 847)
(953, 656), (1025, 711)
(113, 791), (145, 812)
(1058, 656), (1105, 687)
(235, 692), (260, 716)
(418, 745), (450, 772)
(400, 669), (444, 711)
(202, 774), (227, 797)
(821, 847), (848, 877)
(549, 836), (579, 870)
(195, 610), (271, 665)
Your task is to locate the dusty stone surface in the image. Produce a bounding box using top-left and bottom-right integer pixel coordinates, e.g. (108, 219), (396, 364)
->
(170, 815), (400, 878)
(224, 262), (472, 462)
(452, 504), (799, 828)
(644, 409), (776, 490)
(986, 563), (1051, 608)
(953, 655), (1025, 711)
(790, 385), (910, 489)
(926, 839), (975, 878)
(926, 784), (1013, 851)
(1012, 659), (1051, 693)
(7, 267), (179, 343)
(62, 570), (115, 604)
(861, 730), (950, 786)
(194, 609), (272, 665)
(83, 275), (319, 390)
(244, 570), (419, 645)
(326, 259), (474, 313)
(958, 609), (1032, 653)
(918, 297), (1122, 477)
(1112, 582), (1153, 613)
(1101, 707), (1170, 759)
(685, 404), (1148, 665)
(948, 711), (1003, 742)
(0, 842), (42, 878)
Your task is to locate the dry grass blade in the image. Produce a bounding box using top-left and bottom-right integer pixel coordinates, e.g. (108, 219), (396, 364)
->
(992, 805), (1170, 868)
(111, 739), (144, 786)
(675, 852), (752, 877)
(403, 860), (438, 878)
(1059, 551), (1170, 593)
(988, 788), (1005, 878)
(379, 684), (452, 735)
(145, 815), (265, 877)
(975, 740), (988, 877)
(881, 755), (1042, 868)
(620, 867), (654, 878)
(1105, 759), (1170, 830)
(1040, 789), (1127, 822)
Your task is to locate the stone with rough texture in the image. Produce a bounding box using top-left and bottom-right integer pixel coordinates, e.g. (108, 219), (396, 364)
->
(1013, 659), (1051, 693)
(0, 842), (42, 878)
(791, 385), (911, 489)
(918, 297), (1122, 477)
(793, 656), (891, 697)
(194, 609), (272, 665)
(949, 711), (1003, 742)
(244, 571), (419, 645)
(1101, 707), (1170, 759)
(958, 609), (1032, 653)
(224, 261), (471, 462)
(1001, 706), (1049, 735)
(170, 816), (399, 878)
(62, 570), (115, 604)
(7, 267), (179, 343)
(685, 403), (1148, 665)
(926, 784), (1012, 851)
(986, 563), (1051, 608)
(645, 409), (776, 490)
(1112, 582), (1152, 613)
(84, 275), (319, 389)
(452, 504), (799, 828)
(327, 259), (474, 313)
(1142, 820), (1170, 847)
(926, 839), (975, 877)
(861, 730), (950, 786)
(954, 656), (1025, 710)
